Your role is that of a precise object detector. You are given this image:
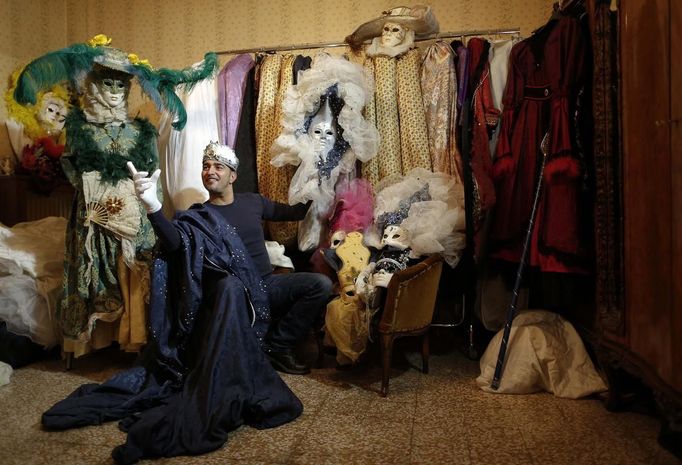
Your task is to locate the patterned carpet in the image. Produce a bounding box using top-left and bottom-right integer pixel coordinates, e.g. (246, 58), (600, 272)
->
(0, 342), (679, 465)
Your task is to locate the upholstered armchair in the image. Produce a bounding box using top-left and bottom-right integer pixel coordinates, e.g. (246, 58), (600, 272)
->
(378, 254), (444, 396)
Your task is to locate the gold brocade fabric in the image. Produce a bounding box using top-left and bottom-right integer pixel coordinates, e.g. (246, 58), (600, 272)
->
(360, 59), (380, 187)
(61, 256), (149, 357)
(334, 232), (371, 288)
(325, 233), (371, 365)
(255, 54), (298, 246)
(372, 56), (403, 180)
(362, 49), (432, 185)
(255, 54), (281, 196)
(421, 42), (463, 180)
(325, 287), (369, 365)
(396, 48), (432, 173)
(116, 255), (148, 352)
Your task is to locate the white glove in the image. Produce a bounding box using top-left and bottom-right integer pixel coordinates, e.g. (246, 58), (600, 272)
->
(127, 161), (162, 214)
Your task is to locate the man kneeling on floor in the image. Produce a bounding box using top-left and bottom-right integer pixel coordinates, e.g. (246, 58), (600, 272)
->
(129, 141), (332, 375)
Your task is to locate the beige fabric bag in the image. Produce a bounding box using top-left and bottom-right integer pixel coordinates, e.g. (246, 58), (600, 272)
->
(477, 310), (607, 398)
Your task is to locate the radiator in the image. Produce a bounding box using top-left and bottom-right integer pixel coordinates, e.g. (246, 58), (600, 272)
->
(0, 176), (74, 226)
(24, 187), (74, 222)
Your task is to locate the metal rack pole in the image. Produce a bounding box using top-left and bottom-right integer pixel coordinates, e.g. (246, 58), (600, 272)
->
(215, 27), (520, 55)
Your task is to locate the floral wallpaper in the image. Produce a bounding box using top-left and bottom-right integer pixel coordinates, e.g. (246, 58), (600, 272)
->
(1, 0), (554, 161)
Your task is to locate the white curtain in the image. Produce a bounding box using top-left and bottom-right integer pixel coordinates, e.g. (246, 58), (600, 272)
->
(159, 76), (220, 213)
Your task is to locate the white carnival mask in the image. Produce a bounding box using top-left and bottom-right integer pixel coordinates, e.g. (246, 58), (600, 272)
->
(89, 75), (130, 109)
(329, 230), (347, 249)
(381, 22), (407, 47)
(37, 92), (68, 134)
(381, 224), (411, 250)
(308, 100), (336, 159)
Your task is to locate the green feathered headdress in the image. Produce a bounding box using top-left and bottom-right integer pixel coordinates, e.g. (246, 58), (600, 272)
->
(13, 34), (218, 130)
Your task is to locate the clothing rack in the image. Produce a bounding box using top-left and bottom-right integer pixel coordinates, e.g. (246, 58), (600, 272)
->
(215, 27), (521, 56)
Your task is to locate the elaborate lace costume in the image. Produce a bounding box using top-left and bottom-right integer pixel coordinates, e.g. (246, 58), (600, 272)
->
(11, 35), (218, 355)
(366, 168), (467, 268)
(271, 54), (379, 251)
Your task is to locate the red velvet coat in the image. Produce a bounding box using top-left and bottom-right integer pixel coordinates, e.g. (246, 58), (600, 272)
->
(489, 16), (589, 273)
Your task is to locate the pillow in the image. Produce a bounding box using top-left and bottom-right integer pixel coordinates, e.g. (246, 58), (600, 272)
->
(477, 310), (607, 398)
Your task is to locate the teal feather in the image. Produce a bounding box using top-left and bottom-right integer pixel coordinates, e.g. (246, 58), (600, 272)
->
(14, 44), (103, 105)
(15, 43), (218, 131)
(157, 52), (218, 90)
(159, 86), (188, 130)
(155, 52), (219, 130)
(129, 64), (164, 111)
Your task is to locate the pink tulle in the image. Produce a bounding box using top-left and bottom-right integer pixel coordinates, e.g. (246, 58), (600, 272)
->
(329, 178), (375, 233)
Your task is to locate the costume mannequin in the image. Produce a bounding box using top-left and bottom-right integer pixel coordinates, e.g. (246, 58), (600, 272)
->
(58, 60), (160, 357)
(290, 97), (345, 251)
(324, 231), (372, 366)
(5, 71), (71, 160)
(36, 92), (68, 135)
(271, 54), (379, 251)
(346, 6), (438, 185)
(357, 168), (467, 307)
(355, 223), (415, 309)
(293, 98), (339, 207)
(317, 178), (375, 366)
(345, 5), (438, 57)
(11, 35), (218, 359)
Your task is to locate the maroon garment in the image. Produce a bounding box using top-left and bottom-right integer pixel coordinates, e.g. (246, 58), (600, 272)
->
(489, 16), (588, 273)
(467, 38), (500, 258)
(468, 39), (499, 212)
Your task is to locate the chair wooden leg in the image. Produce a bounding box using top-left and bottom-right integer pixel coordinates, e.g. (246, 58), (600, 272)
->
(64, 351), (73, 371)
(380, 333), (394, 397)
(421, 333), (430, 374)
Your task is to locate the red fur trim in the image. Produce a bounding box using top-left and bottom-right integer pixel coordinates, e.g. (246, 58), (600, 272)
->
(544, 156), (580, 181)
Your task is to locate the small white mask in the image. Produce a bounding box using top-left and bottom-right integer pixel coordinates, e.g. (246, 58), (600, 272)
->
(311, 120), (337, 157)
(308, 99), (336, 161)
(381, 225), (410, 250)
(89, 76), (130, 109)
(37, 93), (68, 134)
(330, 230), (347, 249)
(380, 22), (407, 47)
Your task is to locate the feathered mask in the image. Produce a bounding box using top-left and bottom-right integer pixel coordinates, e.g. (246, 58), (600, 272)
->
(13, 34), (218, 130)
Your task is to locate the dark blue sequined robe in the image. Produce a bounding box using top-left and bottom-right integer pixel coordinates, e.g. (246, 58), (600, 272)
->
(42, 204), (303, 464)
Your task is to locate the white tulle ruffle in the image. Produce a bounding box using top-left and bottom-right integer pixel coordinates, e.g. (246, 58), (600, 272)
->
(368, 168), (466, 267)
(271, 53), (380, 207)
(270, 54), (380, 251)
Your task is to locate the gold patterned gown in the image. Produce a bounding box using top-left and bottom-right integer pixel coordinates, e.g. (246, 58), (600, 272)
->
(361, 48), (431, 187)
(421, 41), (464, 180)
(255, 54), (298, 246)
(59, 110), (158, 357)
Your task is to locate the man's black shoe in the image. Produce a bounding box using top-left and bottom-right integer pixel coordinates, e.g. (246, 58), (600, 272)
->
(265, 350), (310, 375)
